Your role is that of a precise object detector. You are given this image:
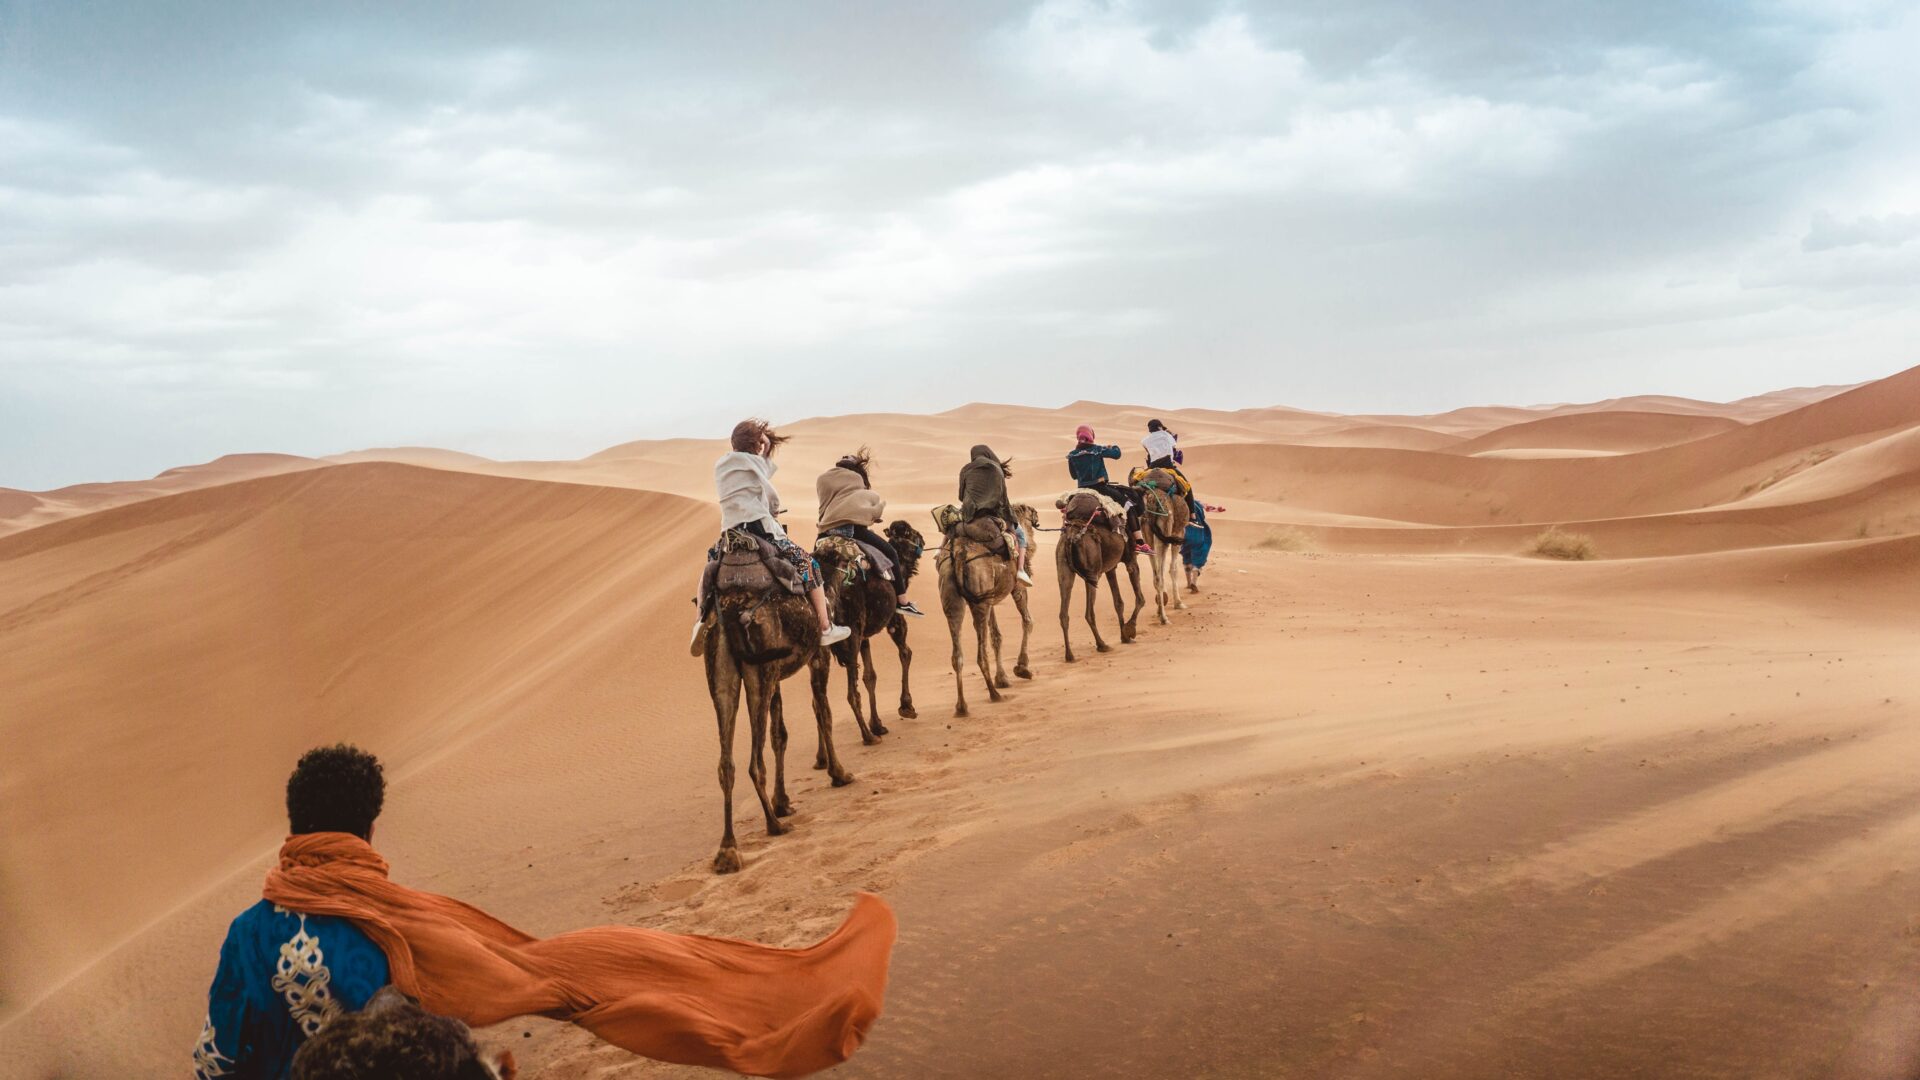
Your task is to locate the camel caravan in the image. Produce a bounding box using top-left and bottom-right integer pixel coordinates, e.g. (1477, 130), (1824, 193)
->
(692, 418), (1213, 873)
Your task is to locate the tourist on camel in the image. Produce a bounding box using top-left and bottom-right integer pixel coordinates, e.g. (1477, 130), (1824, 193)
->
(195, 745), (393, 1080)
(204, 743), (896, 1079)
(816, 448), (925, 618)
(954, 444), (1034, 586)
(693, 418), (852, 654)
(1066, 424), (1148, 553)
(1141, 419), (1202, 518)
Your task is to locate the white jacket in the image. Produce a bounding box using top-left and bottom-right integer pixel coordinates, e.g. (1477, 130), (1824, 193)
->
(714, 451), (786, 538)
(1142, 429), (1178, 462)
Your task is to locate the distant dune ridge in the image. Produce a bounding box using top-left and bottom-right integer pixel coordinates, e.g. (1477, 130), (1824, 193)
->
(4, 367), (1919, 1078)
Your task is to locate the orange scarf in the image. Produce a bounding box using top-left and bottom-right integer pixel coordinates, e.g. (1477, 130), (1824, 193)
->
(263, 833), (895, 1078)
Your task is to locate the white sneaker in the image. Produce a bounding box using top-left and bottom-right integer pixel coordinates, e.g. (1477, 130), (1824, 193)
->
(1016, 570), (1034, 586)
(689, 617), (708, 657)
(820, 624), (853, 646)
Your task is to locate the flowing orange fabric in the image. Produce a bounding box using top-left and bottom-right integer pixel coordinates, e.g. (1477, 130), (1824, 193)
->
(262, 833), (895, 1078)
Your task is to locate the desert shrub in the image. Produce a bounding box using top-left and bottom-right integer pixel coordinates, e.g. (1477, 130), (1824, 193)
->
(1527, 527), (1596, 561)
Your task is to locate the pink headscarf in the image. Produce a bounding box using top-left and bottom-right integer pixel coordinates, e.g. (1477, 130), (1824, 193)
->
(1075, 425), (1095, 444)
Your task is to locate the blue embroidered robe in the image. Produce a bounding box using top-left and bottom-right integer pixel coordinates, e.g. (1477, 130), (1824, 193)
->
(193, 899), (390, 1079)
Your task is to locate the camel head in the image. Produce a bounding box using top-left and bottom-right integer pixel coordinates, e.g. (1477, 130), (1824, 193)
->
(1012, 503), (1041, 537)
(291, 986), (516, 1079)
(885, 520), (925, 585)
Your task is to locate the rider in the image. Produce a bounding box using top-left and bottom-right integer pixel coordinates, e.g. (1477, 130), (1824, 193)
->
(1141, 419), (1202, 517)
(694, 418), (852, 654)
(816, 449), (925, 618)
(1066, 425), (1147, 552)
(955, 444), (1034, 586)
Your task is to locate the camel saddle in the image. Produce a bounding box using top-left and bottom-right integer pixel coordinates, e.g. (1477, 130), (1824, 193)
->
(702, 528), (806, 618)
(814, 532), (893, 583)
(1057, 489), (1125, 534)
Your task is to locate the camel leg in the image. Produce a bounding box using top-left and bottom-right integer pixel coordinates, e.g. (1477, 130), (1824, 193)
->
(742, 667), (786, 837)
(1152, 542), (1171, 625)
(861, 638), (886, 738)
(1172, 543), (1189, 610)
(944, 580), (970, 717)
(770, 685), (793, 818)
(808, 647), (854, 785)
(710, 653), (745, 874)
(1012, 585), (1034, 679)
(977, 603), (1004, 702)
(1090, 572), (1111, 653)
(1058, 564), (1077, 663)
(809, 649), (831, 771)
(844, 642), (878, 746)
(889, 614), (918, 720)
(988, 607), (1010, 689)
(1122, 552), (1145, 642)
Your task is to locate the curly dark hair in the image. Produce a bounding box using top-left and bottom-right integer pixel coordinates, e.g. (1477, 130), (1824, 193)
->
(286, 744), (385, 839)
(291, 988), (507, 1079)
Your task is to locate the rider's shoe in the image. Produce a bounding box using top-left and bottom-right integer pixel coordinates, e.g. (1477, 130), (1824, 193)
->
(896, 600), (926, 618)
(1133, 541), (1152, 554)
(1016, 569), (1035, 586)
(689, 617), (708, 657)
(820, 623), (853, 646)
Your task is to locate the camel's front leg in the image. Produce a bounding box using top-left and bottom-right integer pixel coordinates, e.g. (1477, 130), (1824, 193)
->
(861, 638), (886, 738)
(844, 642), (877, 746)
(1011, 585), (1034, 679)
(944, 580), (971, 717)
(770, 685), (793, 817)
(741, 668), (786, 839)
(710, 655), (745, 874)
(808, 649), (853, 785)
(889, 614), (917, 720)
(977, 604), (1004, 702)
(1088, 572), (1111, 653)
(988, 607), (1010, 689)
(1058, 566), (1078, 663)
(1122, 552), (1145, 641)
(1152, 543), (1171, 625)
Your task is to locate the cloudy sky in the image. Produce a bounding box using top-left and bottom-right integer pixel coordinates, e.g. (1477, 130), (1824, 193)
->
(2, 1), (1917, 489)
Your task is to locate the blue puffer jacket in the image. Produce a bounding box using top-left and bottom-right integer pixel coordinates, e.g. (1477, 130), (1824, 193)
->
(1066, 443), (1122, 486)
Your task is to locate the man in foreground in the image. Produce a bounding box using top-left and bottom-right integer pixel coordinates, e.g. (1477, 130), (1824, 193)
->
(195, 745), (394, 1078)
(198, 743), (895, 1080)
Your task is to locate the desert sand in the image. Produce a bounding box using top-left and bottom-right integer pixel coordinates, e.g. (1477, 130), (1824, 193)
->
(3, 370), (1918, 1078)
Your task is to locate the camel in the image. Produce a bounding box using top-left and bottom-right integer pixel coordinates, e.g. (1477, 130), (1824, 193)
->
(809, 519), (926, 755)
(1055, 491), (1143, 660)
(701, 531), (854, 874)
(935, 504), (1037, 717)
(1134, 468), (1192, 625)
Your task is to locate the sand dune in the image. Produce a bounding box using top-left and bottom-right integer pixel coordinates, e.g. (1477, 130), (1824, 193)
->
(1451, 411), (1744, 456)
(0, 463), (715, 1017)
(1194, 364), (1920, 533)
(0, 453), (321, 537)
(5, 369), (1920, 1078)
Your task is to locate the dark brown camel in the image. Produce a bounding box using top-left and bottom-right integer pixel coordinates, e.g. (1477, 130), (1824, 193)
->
(702, 534), (853, 874)
(1134, 468), (1192, 625)
(808, 519), (925, 754)
(936, 504), (1037, 717)
(1055, 491), (1143, 660)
